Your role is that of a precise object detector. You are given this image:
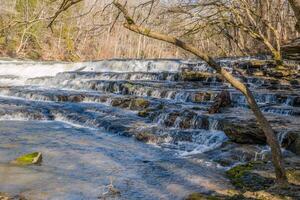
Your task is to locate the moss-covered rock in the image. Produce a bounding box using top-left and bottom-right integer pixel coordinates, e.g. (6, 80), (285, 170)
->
(226, 162), (274, 191)
(11, 152), (42, 166)
(138, 110), (150, 117)
(130, 98), (150, 110)
(137, 104), (164, 118)
(135, 132), (157, 143)
(181, 72), (220, 82)
(185, 193), (254, 200)
(122, 83), (135, 94)
(226, 163), (254, 188)
(185, 193), (221, 200)
(110, 98), (131, 108)
(286, 169), (300, 184)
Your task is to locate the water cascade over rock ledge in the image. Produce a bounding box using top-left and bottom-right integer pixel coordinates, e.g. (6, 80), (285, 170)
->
(0, 58), (299, 199)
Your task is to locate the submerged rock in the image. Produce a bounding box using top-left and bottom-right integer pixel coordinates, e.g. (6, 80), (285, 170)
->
(226, 162), (274, 191)
(11, 152), (42, 166)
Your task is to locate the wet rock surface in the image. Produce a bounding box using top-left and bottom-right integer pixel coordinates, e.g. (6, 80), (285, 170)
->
(283, 130), (300, 155)
(222, 120), (266, 144)
(208, 90), (231, 114)
(0, 58), (299, 199)
(0, 58), (299, 154)
(185, 157), (300, 200)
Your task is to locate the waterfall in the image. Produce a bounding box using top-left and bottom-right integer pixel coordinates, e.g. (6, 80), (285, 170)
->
(0, 58), (298, 157)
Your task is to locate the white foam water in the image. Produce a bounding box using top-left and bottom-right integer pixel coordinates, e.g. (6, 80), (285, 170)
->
(0, 59), (190, 78)
(179, 130), (228, 156)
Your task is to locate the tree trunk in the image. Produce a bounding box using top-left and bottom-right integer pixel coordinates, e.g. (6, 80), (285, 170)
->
(113, 1), (288, 184)
(288, 0), (300, 33)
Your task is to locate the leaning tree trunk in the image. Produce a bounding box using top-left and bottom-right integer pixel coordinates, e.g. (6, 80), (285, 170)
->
(113, 1), (288, 184)
(289, 0), (300, 33)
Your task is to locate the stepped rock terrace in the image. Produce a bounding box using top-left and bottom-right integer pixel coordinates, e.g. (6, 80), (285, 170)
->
(0, 58), (299, 199)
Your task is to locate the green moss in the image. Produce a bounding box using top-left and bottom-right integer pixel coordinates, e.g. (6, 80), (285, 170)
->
(185, 193), (221, 200)
(133, 98), (150, 109)
(226, 163), (254, 190)
(123, 83), (135, 91)
(226, 163), (254, 180)
(286, 169), (300, 184)
(185, 193), (256, 200)
(138, 110), (150, 117)
(12, 152), (42, 165)
(226, 162), (273, 191)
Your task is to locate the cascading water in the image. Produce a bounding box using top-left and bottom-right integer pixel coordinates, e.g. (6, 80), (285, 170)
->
(0, 58), (299, 199)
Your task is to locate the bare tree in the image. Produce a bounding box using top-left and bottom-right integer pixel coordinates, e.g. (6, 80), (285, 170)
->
(289, 0), (300, 33)
(164, 0), (284, 65)
(112, 0), (288, 184)
(0, 0), (298, 60)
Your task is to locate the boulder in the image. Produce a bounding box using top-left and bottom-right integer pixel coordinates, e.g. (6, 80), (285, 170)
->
(222, 119), (300, 155)
(293, 96), (300, 107)
(11, 152), (42, 166)
(208, 90), (231, 114)
(222, 120), (266, 144)
(282, 131), (300, 155)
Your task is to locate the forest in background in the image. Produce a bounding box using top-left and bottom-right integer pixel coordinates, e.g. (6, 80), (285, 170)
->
(0, 0), (299, 61)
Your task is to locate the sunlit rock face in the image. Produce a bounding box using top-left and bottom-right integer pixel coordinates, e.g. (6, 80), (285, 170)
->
(0, 58), (299, 199)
